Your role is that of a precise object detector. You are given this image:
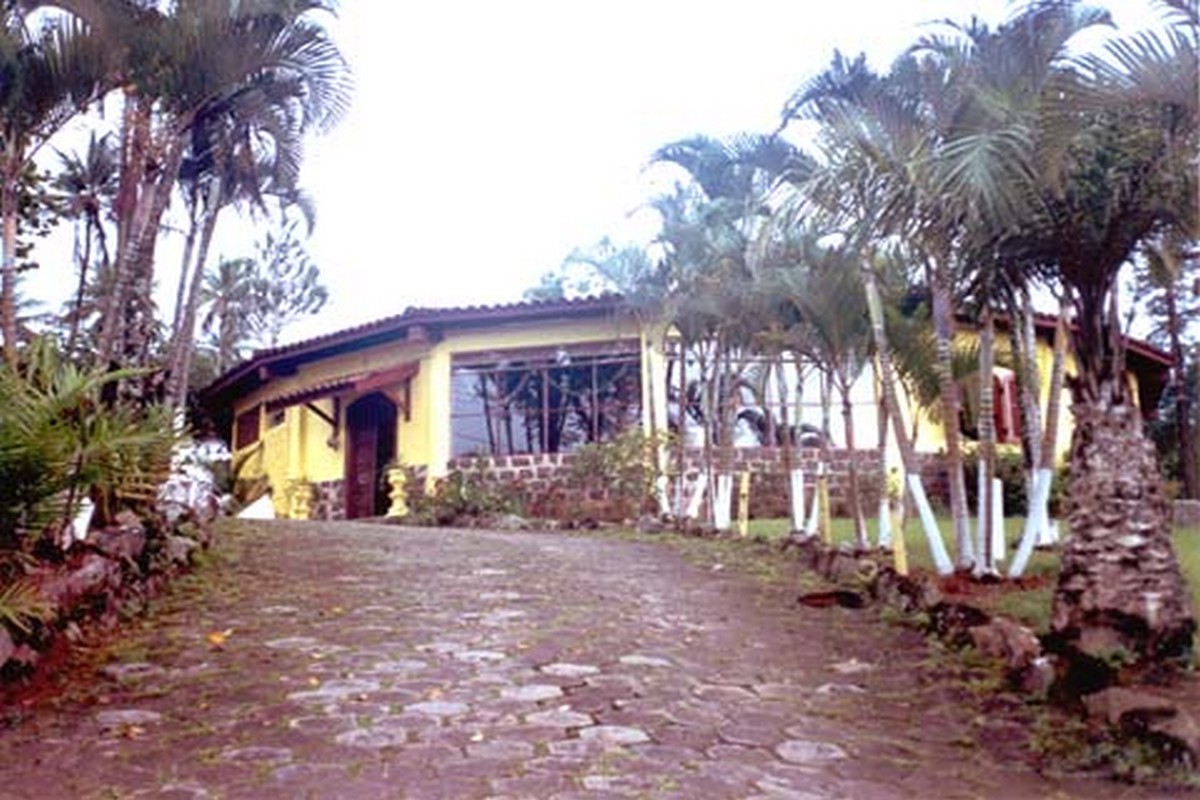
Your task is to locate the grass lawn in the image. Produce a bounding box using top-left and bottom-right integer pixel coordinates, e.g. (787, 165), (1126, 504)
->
(746, 515), (1200, 632)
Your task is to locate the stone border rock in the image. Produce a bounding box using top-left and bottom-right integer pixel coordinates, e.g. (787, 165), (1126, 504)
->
(778, 533), (1199, 770)
(0, 510), (214, 693)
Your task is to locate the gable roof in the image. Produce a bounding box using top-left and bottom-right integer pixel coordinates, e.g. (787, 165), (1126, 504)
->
(199, 294), (627, 411)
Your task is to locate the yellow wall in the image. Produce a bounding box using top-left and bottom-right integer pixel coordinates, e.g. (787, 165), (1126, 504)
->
(902, 328), (1085, 463)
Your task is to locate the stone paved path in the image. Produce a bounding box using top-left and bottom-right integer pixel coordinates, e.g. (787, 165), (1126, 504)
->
(0, 521), (1180, 799)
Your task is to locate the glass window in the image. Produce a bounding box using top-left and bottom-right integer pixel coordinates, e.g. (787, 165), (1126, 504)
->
(451, 346), (641, 457)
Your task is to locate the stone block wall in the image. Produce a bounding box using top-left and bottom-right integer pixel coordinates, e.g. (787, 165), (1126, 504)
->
(309, 479), (346, 521)
(448, 447), (915, 521)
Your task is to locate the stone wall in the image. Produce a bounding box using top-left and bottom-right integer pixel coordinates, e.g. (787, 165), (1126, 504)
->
(309, 479), (346, 521)
(447, 447), (918, 521)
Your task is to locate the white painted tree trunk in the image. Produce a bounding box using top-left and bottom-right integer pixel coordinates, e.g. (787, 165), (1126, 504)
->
(907, 473), (954, 575)
(656, 475), (671, 517)
(1009, 467), (1053, 578)
(789, 469), (806, 533)
(878, 497), (893, 548)
(804, 464), (823, 537)
(713, 473), (734, 531)
(991, 478), (1005, 563)
(68, 497), (95, 548)
(684, 473), (708, 520)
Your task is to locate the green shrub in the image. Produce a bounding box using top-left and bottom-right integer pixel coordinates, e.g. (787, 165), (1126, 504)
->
(405, 469), (523, 525)
(0, 338), (177, 551)
(963, 443), (1069, 517)
(568, 429), (666, 519)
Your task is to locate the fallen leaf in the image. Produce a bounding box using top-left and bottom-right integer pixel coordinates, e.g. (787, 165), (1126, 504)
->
(120, 724), (146, 739)
(205, 629), (234, 647)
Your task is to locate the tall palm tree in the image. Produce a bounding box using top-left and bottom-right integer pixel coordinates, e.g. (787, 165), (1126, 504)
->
(777, 52), (958, 572)
(651, 134), (810, 529)
(991, 4), (1199, 678)
(779, 237), (873, 546)
(199, 256), (258, 376)
(54, 132), (117, 358)
(65, 0), (351, 378)
(0, 7), (106, 363)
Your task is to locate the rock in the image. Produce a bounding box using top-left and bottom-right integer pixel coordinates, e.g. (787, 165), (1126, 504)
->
(164, 535), (199, 567)
(775, 739), (847, 764)
(929, 601), (991, 644)
(1084, 686), (1200, 764)
(65, 554), (121, 602)
(1018, 655), (1057, 697)
(90, 526), (147, 565)
(634, 515), (666, 534)
(969, 617), (1043, 673)
(578, 724), (651, 745)
(486, 513), (529, 531)
(825, 551), (867, 583)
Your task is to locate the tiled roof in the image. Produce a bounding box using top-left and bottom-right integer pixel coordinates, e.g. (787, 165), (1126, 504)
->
(200, 294), (627, 406)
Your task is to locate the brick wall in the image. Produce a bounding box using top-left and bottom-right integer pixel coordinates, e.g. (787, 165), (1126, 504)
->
(310, 479), (346, 521)
(445, 447), (935, 521)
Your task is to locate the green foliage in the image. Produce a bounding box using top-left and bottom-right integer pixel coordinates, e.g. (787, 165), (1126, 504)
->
(0, 338), (177, 549)
(962, 444), (1068, 517)
(0, 577), (52, 634)
(569, 429), (667, 519)
(404, 469), (523, 526)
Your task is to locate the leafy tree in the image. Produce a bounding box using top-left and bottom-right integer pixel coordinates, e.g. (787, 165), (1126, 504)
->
(245, 219), (328, 349)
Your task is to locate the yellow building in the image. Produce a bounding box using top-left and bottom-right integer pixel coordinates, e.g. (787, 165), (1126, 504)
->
(201, 297), (1171, 520)
(202, 296), (664, 519)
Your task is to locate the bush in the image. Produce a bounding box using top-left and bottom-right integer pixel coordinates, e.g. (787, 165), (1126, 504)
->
(962, 444), (1068, 517)
(568, 429), (666, 520)
(0, 338), (176, 552)
(405, 468), (523, 525)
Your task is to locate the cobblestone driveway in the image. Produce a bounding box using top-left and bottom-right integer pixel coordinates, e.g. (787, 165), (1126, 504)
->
(0, 521), (1176, 799)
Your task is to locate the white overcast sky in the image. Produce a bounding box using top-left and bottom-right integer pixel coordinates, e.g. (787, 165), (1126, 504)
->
(27, 0), (1166, 346)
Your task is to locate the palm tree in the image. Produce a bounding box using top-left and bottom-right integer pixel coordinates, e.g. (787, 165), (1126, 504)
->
(199, 256), (258, 376)
(0, 8), (106, 363)
(776, 52), (958, 572)
(67, 0), (351, 378)
(651, 134), (809, 529)
(779, 237), (873, 547)
(991, 4), (1199, 678)
(54, 132), (117, 358)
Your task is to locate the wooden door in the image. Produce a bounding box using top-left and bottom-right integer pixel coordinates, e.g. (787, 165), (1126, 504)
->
(345, 393), (397, 519)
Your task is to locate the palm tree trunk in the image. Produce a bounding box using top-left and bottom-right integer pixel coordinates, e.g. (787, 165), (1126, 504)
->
(1010, 293), (1051, 578)
(930, 269), (973, 570)
(99, 99), (188, 372)
(977, 306), (997, 576)
(170, 188), (202, 342)
(1050, 377), (1196, 682)
(66, 211), (95, 357)
(676, 339), (688, 520)
(840, 372), (868, 548)
(1, 160), (18, 365)
(775, 354), (802, 531)
(863, 266), (953, 574)
(167, 181), (223, 411)
(1164, 281), (1198, 498)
